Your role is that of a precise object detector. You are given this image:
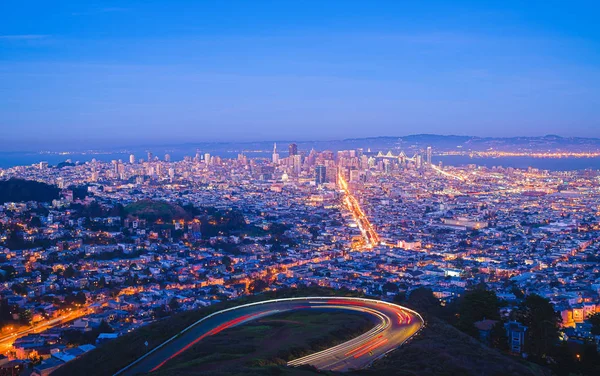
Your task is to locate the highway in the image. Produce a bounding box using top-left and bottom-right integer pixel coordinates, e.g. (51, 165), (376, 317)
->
(338, 172), (380, 248)
(0, 309), (87, 354)
(115, 297), (423, 375)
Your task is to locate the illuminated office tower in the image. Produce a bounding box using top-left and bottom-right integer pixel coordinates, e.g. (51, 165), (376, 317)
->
(272, 143), (280, 164)
(293, 154), (301, 175)
(360, 155), (369, 169)
(289, 143), (298, 157)
(165, 154), (171, 162)
(204, 153), (211, 165)
(118, 162), (125, 177)
(426, 146), (432, 165)
(112, 160), (119, 175)
(350, 169), (361, 182)
(147, 151), (153, 162)
(129, 154), (135, 164)
(315, 165), (327, 185)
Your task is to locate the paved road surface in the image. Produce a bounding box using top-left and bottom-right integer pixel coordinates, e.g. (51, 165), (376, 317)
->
(116, 297), (423, 375)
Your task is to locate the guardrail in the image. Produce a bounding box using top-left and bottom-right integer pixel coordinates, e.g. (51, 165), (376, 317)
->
(113, 296), (424, 376)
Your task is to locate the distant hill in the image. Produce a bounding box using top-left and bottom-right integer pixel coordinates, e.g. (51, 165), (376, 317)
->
(339, 134), (600, 152)
(124, 199), (190, 222)
(0, 178), (60, 204)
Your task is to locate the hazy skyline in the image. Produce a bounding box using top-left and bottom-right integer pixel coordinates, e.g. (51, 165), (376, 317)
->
(2, 0), (600, 147)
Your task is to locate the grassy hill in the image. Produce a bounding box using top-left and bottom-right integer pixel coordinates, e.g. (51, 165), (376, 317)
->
(145, 316), (550, 376)
(152, 310), (374, 376)
(51, 287), (363, 376)
(51, 288), (549, 376)
(125, 199), (191, 222)
(355, 317), (550, 376)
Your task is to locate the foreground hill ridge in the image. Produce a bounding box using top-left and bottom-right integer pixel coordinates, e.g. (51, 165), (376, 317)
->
(51, 288), (547, 376)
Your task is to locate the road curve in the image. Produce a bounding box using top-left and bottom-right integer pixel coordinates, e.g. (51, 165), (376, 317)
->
(115, 297), (424, 375)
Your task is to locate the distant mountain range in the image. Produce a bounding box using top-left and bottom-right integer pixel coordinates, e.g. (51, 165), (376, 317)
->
(133, 134), (600, 154)
(130, 134), (600, 153)
(337, 134), (600, 152)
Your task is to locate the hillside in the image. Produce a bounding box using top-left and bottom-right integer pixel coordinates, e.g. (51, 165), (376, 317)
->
(152, 310), (374, 376)
(147, 316), (549, 376)
(355, 317), (550, 376)
(124, 199), (191, 222)
(0, 178), (60, 204)
(50, 287), (549, 376)
(51, 287), (364, 376)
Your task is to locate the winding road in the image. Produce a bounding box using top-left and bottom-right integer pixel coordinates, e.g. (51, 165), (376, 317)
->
(115, 297), (423, 375)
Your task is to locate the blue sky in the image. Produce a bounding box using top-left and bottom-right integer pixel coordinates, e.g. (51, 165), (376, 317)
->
(1, 1), (600, 148)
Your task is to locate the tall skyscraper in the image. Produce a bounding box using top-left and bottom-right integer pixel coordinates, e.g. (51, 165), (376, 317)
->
(292, 154), (301, 175)
(165, 153), (171, 162)
(112, 160), (119, 175)
(129, 154), (135, 164)
(315, 165), (327, 185)
(272, 143), (280, 164)
(147, 151), (153, 162)
(426, 146), (432, 165)
(289, 143), (298, 157)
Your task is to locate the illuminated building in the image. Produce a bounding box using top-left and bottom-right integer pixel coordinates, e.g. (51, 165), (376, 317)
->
(315, 165), (326, 185)
(272, 143), (279, 164)
(289, 143), (298, 157)
(426, 146), (432, 165)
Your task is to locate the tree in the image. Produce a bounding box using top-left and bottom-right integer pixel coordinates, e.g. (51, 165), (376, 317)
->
(168, 297), (180, 311)
(514, 294), (561, 359)
(589, 312), (600, 335)
(0, 265), (16, 282)
(19, 309), (32, 325)
(382, 282), (399, 294)
(75, 291), (87, 306)
(221, 256), (233, 269)
(65, 292), (86, 307)
(406, 287), (440, 315)
(98, 320), (114, 333)
(29, 216), (42, 228)
(490, 321), (509, 351)
(249, 279), (268, 293)
(63, 265), (77, 279)
(457, 286), (501, 336)
(393, 291), (407, 303)
(98, 276), (107, 289)
(11, 283), (27, 296)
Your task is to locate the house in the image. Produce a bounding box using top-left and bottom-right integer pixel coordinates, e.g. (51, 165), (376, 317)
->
(474, 319), (498, 345)
(505, 321), (527, 354)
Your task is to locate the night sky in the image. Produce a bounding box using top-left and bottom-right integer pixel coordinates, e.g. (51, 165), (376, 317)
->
(1, 1), (600, 148)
